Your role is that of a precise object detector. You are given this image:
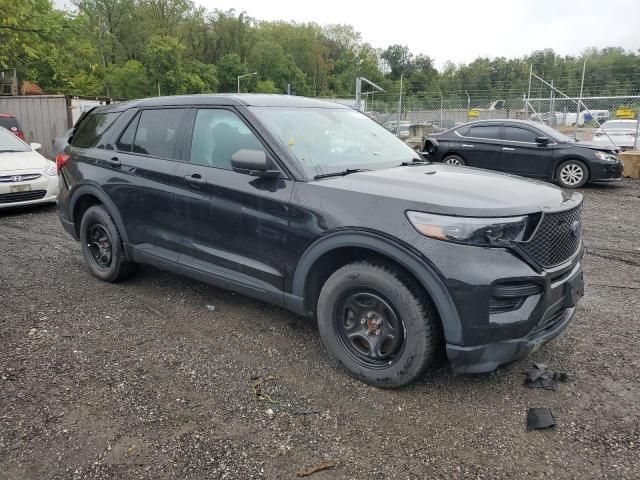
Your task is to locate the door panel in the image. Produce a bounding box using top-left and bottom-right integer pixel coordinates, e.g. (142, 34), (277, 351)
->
(174, 107), (292, 291)
(101, 108), (187, 251)
(459, 124), (503, 170)
(501, 125), (553, 178)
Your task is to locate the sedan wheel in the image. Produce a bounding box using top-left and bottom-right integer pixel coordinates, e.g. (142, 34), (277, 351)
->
(557, 160), (588, 188)
(444, 155), (465, 166)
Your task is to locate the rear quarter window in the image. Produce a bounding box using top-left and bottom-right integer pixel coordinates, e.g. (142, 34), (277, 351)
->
(71, 112), (121, 148)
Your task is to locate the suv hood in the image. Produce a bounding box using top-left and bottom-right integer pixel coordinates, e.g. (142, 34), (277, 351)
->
(0, 150), (49, 172)
(312, 164), (578, 217)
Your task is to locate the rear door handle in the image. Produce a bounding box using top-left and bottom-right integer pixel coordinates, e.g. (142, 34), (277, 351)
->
(461, 144), (474, 148)
(184, 173), (206, 187)
(502, 147), (516, 151)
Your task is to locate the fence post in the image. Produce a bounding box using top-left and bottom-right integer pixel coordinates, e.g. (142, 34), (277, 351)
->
(634, 109), (639, 150)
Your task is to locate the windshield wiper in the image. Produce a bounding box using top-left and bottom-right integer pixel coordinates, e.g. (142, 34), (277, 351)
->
(314, 168), (370, 180)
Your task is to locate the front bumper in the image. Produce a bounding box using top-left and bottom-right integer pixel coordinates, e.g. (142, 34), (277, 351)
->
(591, 160), (623, 181)
(443, 253), (584, 373)
(447, 306), (576, 373)
(0, 173), (58, 209)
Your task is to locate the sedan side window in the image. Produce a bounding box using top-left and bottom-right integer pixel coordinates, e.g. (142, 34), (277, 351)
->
(190, 109), (265, 170)
(504, 126), (538, 143)
(469, 125), (501, 140)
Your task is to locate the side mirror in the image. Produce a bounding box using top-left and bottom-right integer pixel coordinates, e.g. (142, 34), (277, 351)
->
(30, 142), (42, 151)
(535, 136), (550, 146)
(231, 149), (280, 178)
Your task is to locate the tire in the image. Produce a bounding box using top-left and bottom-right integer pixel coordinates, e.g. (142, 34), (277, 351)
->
(556, 159), (588, 188)
(316, 261), (438, 388)
(80, 205), (139, 282)
(443, 154), (465, 166)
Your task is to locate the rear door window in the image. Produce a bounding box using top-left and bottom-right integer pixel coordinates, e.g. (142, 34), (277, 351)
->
(469, 125), (501, 140)
(132, 109), (185, 158)
(116, 114), (140, 152)
(504, 126), (538, 143)
(72, 112), (121, 148)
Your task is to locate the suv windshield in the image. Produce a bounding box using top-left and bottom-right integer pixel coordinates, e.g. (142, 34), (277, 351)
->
(0, 126), (29, 152)
(250, 107), (418, 176)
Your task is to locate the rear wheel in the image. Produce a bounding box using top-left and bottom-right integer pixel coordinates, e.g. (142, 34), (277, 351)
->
(80, 205), (139, 282)
(556, 160), (588, 188)
(443, 154), (465, 166)
(316, 261), (438, 388)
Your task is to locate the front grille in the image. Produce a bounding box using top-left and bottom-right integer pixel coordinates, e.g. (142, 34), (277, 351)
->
(520, 204), (582, 268)
(0, 174), (42, 183)
(0, 190), (47, 204)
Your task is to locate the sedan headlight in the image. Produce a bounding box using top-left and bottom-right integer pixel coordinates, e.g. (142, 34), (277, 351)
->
(406, 211), (529, 247)
(593, 151), (617, 162)
(43, 161), (57, 176)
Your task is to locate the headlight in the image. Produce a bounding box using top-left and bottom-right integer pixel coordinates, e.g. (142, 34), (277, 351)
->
(44, 161), (57, 176)
(406, 211), (529, 246)
(593, 151), (617, 162)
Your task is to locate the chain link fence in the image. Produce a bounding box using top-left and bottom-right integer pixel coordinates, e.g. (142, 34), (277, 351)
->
(354, 94), (640, 150)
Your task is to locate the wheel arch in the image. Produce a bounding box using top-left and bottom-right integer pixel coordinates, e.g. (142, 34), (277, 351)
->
(68, 183), (129, 244)
(288, 231), (463, 345)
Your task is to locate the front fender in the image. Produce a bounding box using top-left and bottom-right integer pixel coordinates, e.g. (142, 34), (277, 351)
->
(286, 231), (464, 345)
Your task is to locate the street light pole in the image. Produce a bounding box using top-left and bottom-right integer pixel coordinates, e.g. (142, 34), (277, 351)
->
(237, 72), (257, 93)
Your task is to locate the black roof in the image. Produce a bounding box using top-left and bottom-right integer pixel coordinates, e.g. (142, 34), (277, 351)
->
(101, 94), (351, 113)
(463, 119), (547, 128)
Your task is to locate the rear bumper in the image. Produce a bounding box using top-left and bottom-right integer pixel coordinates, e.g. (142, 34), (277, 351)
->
(59, 211), (77, 239)
(447, 306), (575, 373)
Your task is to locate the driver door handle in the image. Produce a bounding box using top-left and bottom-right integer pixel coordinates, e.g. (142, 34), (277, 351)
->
(502, 147), (516, 151)
(461, 144), (474, 148)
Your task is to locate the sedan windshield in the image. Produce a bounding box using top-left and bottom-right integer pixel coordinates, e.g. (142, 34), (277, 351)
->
(534, 123), (576, 143)
(0, 127), (29, 152)
(250, 107), (419, 176)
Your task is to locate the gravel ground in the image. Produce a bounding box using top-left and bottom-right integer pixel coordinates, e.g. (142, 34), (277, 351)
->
(1, 179), (639, 479)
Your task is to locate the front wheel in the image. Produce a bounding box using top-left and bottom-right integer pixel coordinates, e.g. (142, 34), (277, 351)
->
(443, 155), (465, 166)
(316, 261), (438, 388)
(556, 160), (588, 188)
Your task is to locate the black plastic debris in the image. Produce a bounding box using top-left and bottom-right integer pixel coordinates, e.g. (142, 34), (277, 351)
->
(524, 363), (572, 390)
(526, 407), (556, 431)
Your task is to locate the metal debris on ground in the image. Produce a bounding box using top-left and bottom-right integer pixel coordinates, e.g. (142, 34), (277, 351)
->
(526, 407), (556, 431)
(296, 460), (336, 477)
(252, 375), (278, 404)
(524, 362), (572, 390)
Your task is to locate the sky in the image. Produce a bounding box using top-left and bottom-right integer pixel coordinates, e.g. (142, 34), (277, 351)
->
(193, 0), (640, 67)
(53, 0), (640, 68)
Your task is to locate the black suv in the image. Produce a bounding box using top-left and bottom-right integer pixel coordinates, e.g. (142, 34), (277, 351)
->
(423, 119), (623, 188)
(57, 95), (584, 387)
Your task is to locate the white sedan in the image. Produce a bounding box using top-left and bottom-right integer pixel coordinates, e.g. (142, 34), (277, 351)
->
(592, 119), (639, 151)
(0, 127), (59, 209)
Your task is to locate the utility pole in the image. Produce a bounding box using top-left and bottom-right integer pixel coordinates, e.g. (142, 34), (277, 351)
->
(576, 60), (586, 140)
(397, 74), (403, 136)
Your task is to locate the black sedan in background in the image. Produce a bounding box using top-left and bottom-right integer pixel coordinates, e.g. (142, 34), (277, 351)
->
(422, 119), (623, 188)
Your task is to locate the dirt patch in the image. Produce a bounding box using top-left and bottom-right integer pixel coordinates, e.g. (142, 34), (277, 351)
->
(1, 179), (639, 479)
